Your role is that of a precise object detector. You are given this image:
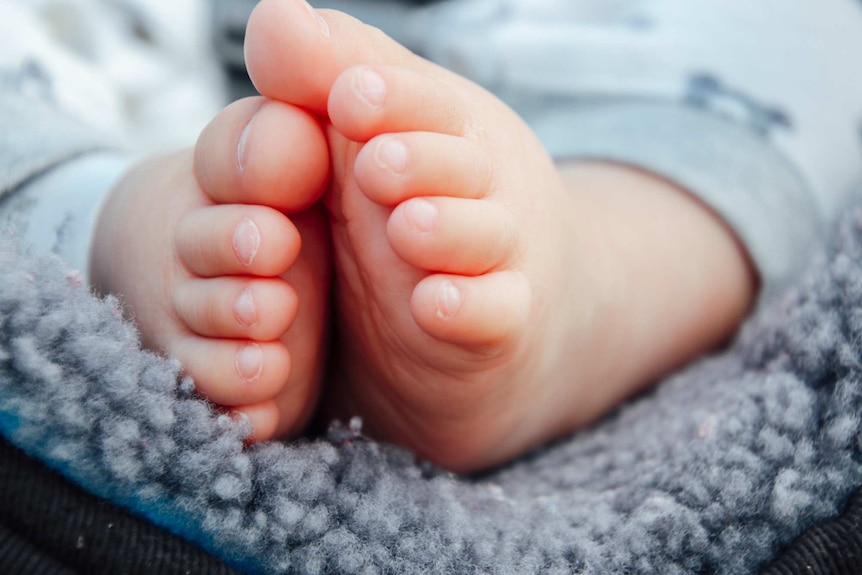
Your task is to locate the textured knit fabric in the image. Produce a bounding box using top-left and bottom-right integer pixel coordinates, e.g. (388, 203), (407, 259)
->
(0, 436), (237, 575)
(3, 194), (862, 573)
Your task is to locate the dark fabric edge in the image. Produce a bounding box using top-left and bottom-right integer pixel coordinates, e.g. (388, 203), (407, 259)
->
(0, 434), (238, 575)
(760, 485), (862, 575)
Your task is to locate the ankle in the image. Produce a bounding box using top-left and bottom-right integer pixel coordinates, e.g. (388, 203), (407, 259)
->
(555, 161), (756, 420)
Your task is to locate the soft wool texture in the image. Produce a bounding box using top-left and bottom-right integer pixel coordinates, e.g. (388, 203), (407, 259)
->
(3, 202), (862, 574)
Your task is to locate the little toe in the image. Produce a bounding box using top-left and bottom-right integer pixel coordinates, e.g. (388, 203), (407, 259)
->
(232, 376), (320, 441)
(176, 204), (300, 277)
(387, 197), (516, 275)
(410, 271), (531, 347)
(195, 96), (329, 212)
(328, 66), (476, 142)
(173, 277), (298, 341)
(354, 133), (493, 206)
(230, 400), (280, 442)
(167, 337), (291, 407)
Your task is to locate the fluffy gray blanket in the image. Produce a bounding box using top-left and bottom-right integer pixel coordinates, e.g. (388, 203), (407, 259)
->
(2, 204), (862, 574)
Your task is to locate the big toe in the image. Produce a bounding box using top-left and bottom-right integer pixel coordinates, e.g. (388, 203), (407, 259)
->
(195, 96), (329, 212)
(245, 0), (430, 112)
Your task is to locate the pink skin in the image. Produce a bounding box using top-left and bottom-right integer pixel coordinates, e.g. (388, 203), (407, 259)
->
(89, 97), (332, 440)
(240, 0), (756, 473)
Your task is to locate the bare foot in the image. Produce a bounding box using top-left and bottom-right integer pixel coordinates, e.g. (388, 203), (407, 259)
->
(245, 0), (755, 472)
(90, 96), (332, 440)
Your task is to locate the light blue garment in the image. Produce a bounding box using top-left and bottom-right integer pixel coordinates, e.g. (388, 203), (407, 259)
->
(2, 152), (134, 281)
(0, 84), (126, 277)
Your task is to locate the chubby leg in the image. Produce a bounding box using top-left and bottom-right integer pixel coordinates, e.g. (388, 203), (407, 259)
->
(90, 97), (331, 440)
(245, 0), (755, 472)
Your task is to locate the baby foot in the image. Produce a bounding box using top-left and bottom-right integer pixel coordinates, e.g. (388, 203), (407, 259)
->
(89, 96), (331, 441)
(245, 1), (754, 471)
(245, 1), (582, 472)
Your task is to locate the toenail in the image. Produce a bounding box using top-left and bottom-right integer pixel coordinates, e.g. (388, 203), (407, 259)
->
(436, 280), (462, 319)
(404, 199), (437, 234)
(303, 0), (330, 37)
(232, 217), (260, 267)
(237, 115), (254, 173)
(236, 343), (263, 383)
(353, 67), (387, 109)
(375, 137), (409, 174)
(234, 287), (258, 328)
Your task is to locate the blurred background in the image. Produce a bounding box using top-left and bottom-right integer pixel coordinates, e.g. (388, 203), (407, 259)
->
(0, 0), (227, 152)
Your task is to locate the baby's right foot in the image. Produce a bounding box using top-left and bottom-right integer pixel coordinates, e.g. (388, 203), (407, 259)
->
(90, 96), (331, 440)
(246, 1), (598, 472)
(246, 0), (755, 472)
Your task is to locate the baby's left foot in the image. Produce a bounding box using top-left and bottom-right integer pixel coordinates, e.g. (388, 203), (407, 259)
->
(90, 97), (332, 440)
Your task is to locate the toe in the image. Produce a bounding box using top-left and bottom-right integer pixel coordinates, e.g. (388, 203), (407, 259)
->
(232, 376), (320, 441)
(245, 0), (427, 112)
(176, 204), (300, 277)
(168, 337), (292, 407)
(387, 197), (516, 275)
(410, 271), (531, 347)
(230, 401), (280, 442)
(195, 96), (329, 212)
(173, 277), (298, 341)
(354, 133), (493, 206)
(328, 66), (477, 141)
